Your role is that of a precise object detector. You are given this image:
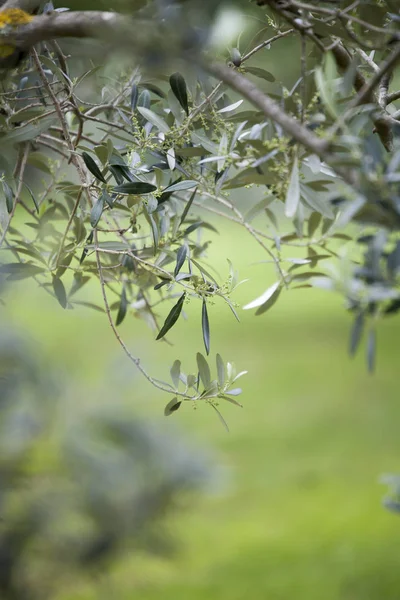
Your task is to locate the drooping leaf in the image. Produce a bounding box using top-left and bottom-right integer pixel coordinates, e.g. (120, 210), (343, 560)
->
(243, 281), (281, 310)
(202, 299), (210, 355)
(196, 352), (211, 388)
(170, 359), (181, 390)
(156, 293), (186, 340)
(255, 285), (282, 316)
(218, 100), (243, 114)
(349, 311), (365, 356)
(180, 188), (197, 225)
(174, 245), (187, 277)
(113, 182), (157, 194)
(2, 181), (13, 213)
(285, 155), (300, 218)
(169, 72), (189, 115)
(130, 82), (139, 111)
(367, 329), (376, 373)
(52, 276), (67, 309)
(82, 152), (107, 184)
(164, 397), (182, 416)
(90, 194), (104, 228)
(116, 285), (128, 326)
(216, 354), (225, 387)
(162, 180), (198, 194)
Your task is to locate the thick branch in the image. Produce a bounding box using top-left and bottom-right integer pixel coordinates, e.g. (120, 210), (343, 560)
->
(0, 11), (130, 48)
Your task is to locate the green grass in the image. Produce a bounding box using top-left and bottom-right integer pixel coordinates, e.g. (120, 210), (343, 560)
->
(4, 220), (400, 599)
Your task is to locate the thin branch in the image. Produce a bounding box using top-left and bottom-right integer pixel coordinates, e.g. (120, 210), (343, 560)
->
(94, 229), (192, 399)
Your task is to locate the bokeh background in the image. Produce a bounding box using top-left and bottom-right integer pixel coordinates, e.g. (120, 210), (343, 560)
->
(4, 215), (400, 599)
(2, 1), (400, 597)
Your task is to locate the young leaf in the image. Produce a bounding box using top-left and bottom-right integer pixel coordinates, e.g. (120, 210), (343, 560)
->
(90, 194), (104, 228)
(52, 276), (67, 309)
(116, 285), (128, 326)
(82, 152), (107, 184)
(174, 245), (187, 277)
(255, 285), (282, 316)
(196, 352), (211, 388)
(113, 182), (157, 194)
(216, 354), (225, 387)
(170, 72), (189, 115)
(164, 397), (182, 416)
(285, 155), (300, 218)
(202, 299), (210, 355)
(156, 293), (186, 340)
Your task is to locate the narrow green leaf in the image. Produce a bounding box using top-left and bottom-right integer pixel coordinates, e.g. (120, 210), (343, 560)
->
(180, 188), (197, 225)
(164, 397), (182, 416)
(245, 66), (275, 82)
(113, 182), (156, 194)
(116, 285), (128, 326)
(82, 152), (107, 184)
(156, 293), (186, 340)
(52, 276), (67, 309)
(162, 180), (198, 193)
(220, 395), (243, 408)
(174, 245), (187, 277)
(243, 281), (281, 310)
(131, 82), (139, 111)
(202, 299), (210, 355)
(90, 195), (104, 228)
(137, 107), (170, 133)
(307, 212), (322, 237)
(285, 155), (300, 218)
(216, 354), (225, 387)
(170, 72), (189, 115)
(196, 352), (211, 388)
(144, 210), (159, 253)
(2, 181), (13, 213)
(367, 329), (376, 373)
(349, 311), (364, 356)
(209, 402), (229, 432)
(100, 189), (114, 208)
(170, 359), (181, 390)
(255, 286), (282, 316)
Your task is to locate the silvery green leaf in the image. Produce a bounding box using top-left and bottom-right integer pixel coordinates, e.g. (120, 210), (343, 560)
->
(216, 353), (225, 387)
(196, 352), (211, 388)
(285, 155), (300, 218)
(170, 359), (181, 390)
(243, 281), (280, 310)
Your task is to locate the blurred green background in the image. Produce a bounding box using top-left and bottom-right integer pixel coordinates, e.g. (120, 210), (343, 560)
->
(4, 217), (400, 600)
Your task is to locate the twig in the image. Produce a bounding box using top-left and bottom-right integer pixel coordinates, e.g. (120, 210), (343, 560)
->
(94, 229), (192, 399)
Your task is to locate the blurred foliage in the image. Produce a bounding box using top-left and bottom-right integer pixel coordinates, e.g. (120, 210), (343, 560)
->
(0, 300), (210, 599)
